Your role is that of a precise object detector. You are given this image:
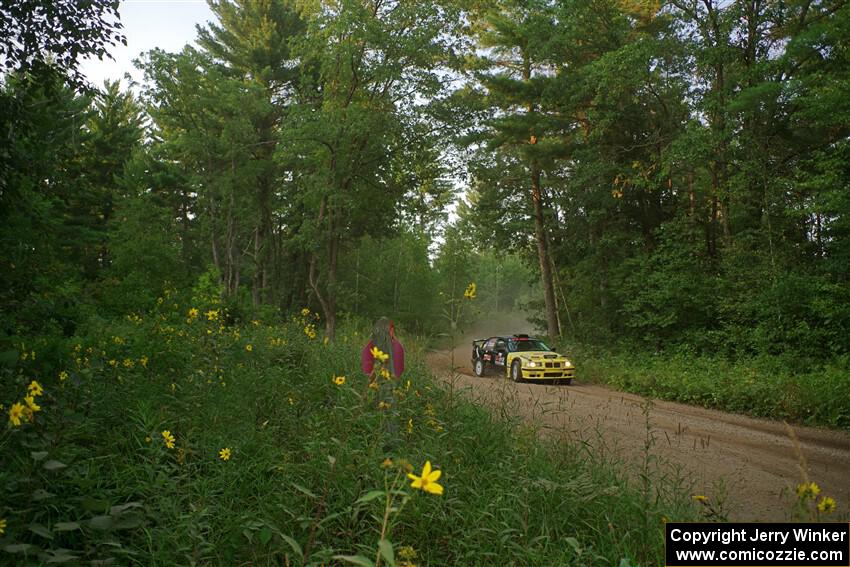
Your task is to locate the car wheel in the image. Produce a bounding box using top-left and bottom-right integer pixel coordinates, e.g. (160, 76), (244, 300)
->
(473, 359), (485, 377)
(511, 360), (524, 383)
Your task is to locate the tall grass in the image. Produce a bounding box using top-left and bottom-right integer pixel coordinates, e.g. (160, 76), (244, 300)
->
(574, 346), (850, 429)
(1, 297), (697, 565)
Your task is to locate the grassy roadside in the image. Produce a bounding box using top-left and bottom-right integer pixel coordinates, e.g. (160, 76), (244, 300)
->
(572, 346), (850, 430)
(1, 299), (698, 565)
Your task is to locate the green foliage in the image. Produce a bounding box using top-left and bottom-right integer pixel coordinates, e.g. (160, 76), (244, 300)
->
(462, 0), (850, 359)
(96, 192), (184, 315)
(0, 300), (695, 564)
(578, 348), (850, 429)
(0, 0), (124, 87)
(337, 232), (441, 334)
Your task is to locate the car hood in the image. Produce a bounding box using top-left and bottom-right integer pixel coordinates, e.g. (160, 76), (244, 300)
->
(514, 351), (573, 364)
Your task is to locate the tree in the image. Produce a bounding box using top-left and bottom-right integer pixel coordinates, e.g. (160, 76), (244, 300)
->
(281, 0), (461, 339)
(0, 0), (124, 87)
(196, 0), (305, 305)
(464, 0), (565, 341)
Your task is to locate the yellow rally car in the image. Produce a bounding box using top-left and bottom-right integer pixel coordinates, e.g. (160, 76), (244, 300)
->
(471, 334), (575, 385)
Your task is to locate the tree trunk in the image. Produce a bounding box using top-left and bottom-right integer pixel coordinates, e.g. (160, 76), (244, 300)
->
(524, 49), (560, 342)
(531, 163), (560, 341)
(325, 231), (339, 341)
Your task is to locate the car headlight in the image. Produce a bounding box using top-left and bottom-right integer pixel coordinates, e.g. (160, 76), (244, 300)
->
(527, 361), (537, 368)
(563, 359), (572, 367)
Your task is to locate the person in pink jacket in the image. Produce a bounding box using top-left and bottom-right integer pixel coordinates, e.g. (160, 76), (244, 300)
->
(361, 317), (405, 378)
(361, 317), (405, 453)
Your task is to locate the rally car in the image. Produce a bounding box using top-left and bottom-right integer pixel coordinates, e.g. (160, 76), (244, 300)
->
(471, 334), (574, 384)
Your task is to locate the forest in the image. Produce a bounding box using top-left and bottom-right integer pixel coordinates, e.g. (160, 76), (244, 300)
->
(3, 0), (849, 358)
(1, 0), (849, 564)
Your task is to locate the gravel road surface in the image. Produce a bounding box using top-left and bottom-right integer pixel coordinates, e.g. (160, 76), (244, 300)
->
(427, 343), (850, 521)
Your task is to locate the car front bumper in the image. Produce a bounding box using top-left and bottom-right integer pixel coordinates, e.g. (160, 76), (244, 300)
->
(520, 367), (575, 380)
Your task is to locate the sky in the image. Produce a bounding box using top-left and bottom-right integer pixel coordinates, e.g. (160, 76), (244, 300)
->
(80, 0), (216, 88)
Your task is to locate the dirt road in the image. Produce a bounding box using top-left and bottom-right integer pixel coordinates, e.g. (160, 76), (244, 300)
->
(427, 344), (850, 521)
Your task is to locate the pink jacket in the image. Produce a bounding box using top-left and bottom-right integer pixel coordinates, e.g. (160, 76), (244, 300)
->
(361, 338), (405, 377)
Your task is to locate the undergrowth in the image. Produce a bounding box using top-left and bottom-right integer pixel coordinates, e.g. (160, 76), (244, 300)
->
(2, 292), (697, 565)
(574, 346), (850, 430)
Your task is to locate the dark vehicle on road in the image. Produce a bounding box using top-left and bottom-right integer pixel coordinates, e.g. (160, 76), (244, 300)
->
(471, 334), (574, 384)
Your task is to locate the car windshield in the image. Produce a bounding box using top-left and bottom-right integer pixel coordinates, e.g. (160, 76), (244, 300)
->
(508, 338), (551, 352)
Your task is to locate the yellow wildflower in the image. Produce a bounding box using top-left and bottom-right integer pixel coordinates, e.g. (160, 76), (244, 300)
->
(9, 403), (26, 426)
(187, 308), (199, 319)
(368, 381), (378, 390)
(380, 367), (391, 380)
(797, 482), (821, 499)
(122, 358), (135, 369)
(398, 546), (417, 561)
(300, 307), (310, 317)
(463, 282), (477, 299)
(206, 309), (219, 321)
(245, 344), (253, 352)
(0, 518), (6, 534)
(381, 457), (394, 468)
(140, 356), (148, 368)
(370, 346), (389, 362)
(162, 430), (175, 449)
(251, 320), (260, 326)
(27, 380), (43, 397)
(692, 495), (708, 504)
(145, 436), (152, 443)
(219, 447), (231, 461)
(817, 496), (836, 514)
(333, 375), (346, 386)
(108, 359), (118, 367)
(407, 418), (413, 434)
(59, 370), (69, 382)
(24, 396), (40, 413)
(408, 461), (444, 495)
(288, 396), (295, 405)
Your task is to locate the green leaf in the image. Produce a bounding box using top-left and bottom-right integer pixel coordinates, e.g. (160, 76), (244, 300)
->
(89, 515), (113, 530)
(32, 489), (55, 501)
(4, 543), (38, 554)
(111, 512), (144, 530)
(279, 534), (303, 559)
(565, 537), (581, 554)
(53, 522), (81, 532)
(332, 555), (375, 567)
(31, 451), (49, 461)
(109, 502), (142, 515)
(28, 523), (54, 539)
(43, 460), (67, 471)
(80, 497), (110, 512)
(355, 490), (385, 505)
(44, 549), (79, 564)
(291, 483), (318, 499)
(258, 527), (272, 546)
(379, 539), (395, 567)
